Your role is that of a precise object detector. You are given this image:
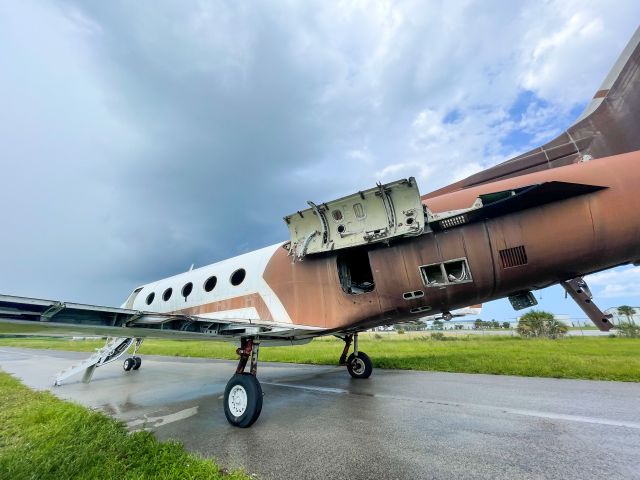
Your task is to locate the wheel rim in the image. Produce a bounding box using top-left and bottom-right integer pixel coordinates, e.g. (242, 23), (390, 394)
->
(228, 385), (248, 417)
(351, 357), (365, 375)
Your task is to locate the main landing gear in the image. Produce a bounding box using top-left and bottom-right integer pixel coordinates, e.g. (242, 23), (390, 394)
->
(224, 338), (263, 428)
(123, 338), (143, 372)
(222, 334), (372, 427)
(339, 332), (373, 379)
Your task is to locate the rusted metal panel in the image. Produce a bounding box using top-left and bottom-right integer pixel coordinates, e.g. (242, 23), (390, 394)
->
(263, 246), (383, 329)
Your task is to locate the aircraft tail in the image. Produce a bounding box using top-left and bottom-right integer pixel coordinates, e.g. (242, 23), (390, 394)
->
(425, 26), (640, 198)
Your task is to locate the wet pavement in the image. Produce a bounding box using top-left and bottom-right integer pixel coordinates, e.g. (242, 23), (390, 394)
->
(1, 347), (639, 479)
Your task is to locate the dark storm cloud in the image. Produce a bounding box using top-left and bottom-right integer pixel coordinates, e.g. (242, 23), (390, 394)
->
(58, 1), (374, 284)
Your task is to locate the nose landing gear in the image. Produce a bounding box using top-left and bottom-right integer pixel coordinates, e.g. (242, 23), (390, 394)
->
(224, 338), (263, 428)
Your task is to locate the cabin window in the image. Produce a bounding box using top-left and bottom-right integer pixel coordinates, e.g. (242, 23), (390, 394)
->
(332, 209), (343, 221)
(420, 258), (472, 287)
(182, 282), (193, 300)
(204, 275), (217, 292)
(230, 268), (246, 286)
(337, 247), (375, 295)
(443, 259), (471, 283)
(163, 287), (173, 301)
(421, 264), (445, 286)
(145, 292), (155, 305)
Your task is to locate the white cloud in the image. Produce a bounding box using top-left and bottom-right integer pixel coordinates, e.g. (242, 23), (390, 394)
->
(375, 161), (433, 184)
(585, 266), (640, 298)
(518, 0), (635, 107)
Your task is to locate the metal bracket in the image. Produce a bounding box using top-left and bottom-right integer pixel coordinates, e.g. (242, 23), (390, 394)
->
(41, 302), (65, 322)
(250, 342), (260, 376)
(561, 277), (613, 331)
(132, 338), (143, 355)
(236, 338), (254, 374)
(297, 230), (318, 260)
(124, 311), (143, 327)
(338, 334), (353, 365)
(377, 182), (396, 229)
(307, 201), (329, 245)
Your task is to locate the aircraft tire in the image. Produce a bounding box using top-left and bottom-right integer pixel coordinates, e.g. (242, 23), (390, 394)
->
(224, 373), (263, 428)
(123, 357), (135, 371)
(132, 356), (142, 370)
(347, 352), (373, 379)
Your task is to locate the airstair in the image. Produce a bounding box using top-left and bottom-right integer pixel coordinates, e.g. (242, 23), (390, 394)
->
(55, 336), (140, 385)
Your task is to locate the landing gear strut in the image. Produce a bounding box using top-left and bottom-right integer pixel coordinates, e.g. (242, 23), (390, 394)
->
(340, 333), (373, 379)
(224, 338), (263, 428)
(123, 338), (143, 372)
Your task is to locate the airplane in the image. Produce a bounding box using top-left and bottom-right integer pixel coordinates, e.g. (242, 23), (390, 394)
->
(1, 27), (639, 428)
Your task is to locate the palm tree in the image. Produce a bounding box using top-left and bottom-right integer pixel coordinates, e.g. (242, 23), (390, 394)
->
(617, 305), (636, 325)
(516, 310), (567, 339)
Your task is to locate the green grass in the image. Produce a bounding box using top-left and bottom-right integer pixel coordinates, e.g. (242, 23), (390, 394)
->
(0, 371), (249, 480)
(1, 333), (639, 382)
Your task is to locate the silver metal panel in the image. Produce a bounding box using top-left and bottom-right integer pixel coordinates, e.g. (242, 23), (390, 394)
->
(284, 177), (424, 258)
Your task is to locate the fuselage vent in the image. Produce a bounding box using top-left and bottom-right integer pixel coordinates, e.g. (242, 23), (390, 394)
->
(439, 214), (467, 229)
(499, 245), (528, 268)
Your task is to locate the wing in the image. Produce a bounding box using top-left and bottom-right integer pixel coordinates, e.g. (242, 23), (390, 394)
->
(0, 294), (320, 343)
(424, 26), (640, 198)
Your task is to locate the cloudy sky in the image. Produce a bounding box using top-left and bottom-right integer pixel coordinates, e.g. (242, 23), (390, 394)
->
(1, 0), (638, 322)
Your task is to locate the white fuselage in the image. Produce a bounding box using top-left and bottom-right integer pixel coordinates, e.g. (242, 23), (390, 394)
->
(122, 243), (293, 325)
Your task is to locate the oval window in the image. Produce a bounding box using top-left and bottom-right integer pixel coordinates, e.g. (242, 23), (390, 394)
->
(182, 282), (193, 299)
(162, 287), (173, 301)
(230, 268), (246, 286)
(204, 275), (217, 292)
(145, 292), (155, 305)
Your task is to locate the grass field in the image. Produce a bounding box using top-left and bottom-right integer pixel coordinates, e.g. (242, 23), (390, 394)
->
(0, 371), (248, 480)
(1, 333), (638, 382)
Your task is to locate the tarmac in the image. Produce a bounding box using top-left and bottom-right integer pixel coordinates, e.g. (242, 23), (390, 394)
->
(1, 346), (639, 480)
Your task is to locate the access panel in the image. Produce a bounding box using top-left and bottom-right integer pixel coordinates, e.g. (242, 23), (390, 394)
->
(284, 178), (424, 259)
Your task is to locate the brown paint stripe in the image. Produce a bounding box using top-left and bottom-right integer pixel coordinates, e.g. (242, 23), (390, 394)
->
(175, 293), (274, 321)
(593, 89), (609, 99)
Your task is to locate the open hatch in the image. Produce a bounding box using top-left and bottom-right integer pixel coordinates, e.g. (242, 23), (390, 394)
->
(284, 177), (424, 260)
(337, 247), (375, 295)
